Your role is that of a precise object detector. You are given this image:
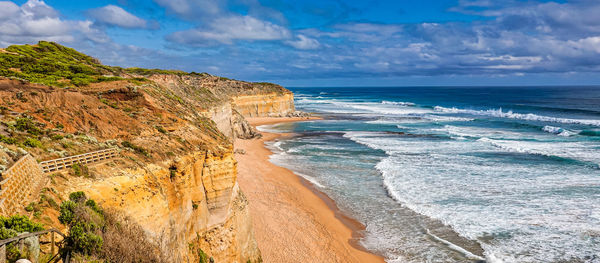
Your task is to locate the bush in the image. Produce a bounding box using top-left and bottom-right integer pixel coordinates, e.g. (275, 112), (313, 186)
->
(99, 98), (118, 109)
(24, 137), (42, 148)
(58, 192), (164, 262)
(0, 216), (44, 262)
(59, 192), (104, 255)
(198, 248), (210, 263)
(50, 134), (64, 140)
(69, 163), (90, 177)
(0, 215), (44, 233)
(121, 141), (149, 157)
(0, 227), (25, 262)
(25, 202), (35, 212)
(169, 165), (177, 180)
(99, 209), (165, 263)
(69, 191), (87, 203)
(0, 135), (16, 144)
(15, 117), (43, 135)
(156, 126), (167, 134)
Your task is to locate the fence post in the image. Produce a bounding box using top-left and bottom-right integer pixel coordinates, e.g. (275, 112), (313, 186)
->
(0, 245), (5, 263)
(50, 231), (55, 256)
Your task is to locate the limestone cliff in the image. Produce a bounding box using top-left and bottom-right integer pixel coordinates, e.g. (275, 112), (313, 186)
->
(0, 42), (296, 262)
(233, 93), (295, 117)
(69, 149), (260, 263)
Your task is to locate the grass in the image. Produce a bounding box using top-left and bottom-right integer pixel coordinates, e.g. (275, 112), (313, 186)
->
(0, 41), (112, 87)
(121, 141), (149, 157)
(0, 41), (202, 87)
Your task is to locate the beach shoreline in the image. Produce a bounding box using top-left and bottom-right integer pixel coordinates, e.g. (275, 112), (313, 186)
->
(235, 116), (385, 263)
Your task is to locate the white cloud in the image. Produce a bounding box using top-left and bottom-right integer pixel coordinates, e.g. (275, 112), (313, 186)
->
(88, 5), (148, 29)
(568, 36), (600, 53)
(0, 0), (109, 47)
(286, 34), (320, 50)
(154, 0), (221, 18)
(169, 15), (290, 44)
(0, 1), (19, 20)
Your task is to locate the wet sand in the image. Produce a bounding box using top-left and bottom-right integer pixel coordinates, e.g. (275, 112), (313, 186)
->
(235, 116), (385, 263)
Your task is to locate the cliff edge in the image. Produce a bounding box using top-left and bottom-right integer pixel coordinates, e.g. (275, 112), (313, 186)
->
(0, 41), (296, 262)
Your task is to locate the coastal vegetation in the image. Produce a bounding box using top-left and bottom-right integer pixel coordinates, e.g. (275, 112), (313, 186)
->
(0, 215), (44, 262)
(59, 191), (164, 262)
(0, 41), (115, 87)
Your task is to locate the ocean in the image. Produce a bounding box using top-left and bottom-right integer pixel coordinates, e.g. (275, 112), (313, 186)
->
(257, 86), (600, 263)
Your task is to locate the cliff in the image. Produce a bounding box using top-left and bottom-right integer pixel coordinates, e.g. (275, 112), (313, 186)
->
(233, 93), (295, 117)
(0, 41), (295, 262)
(64, 150), (259, 262)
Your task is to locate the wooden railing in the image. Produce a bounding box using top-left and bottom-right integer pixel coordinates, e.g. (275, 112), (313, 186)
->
(0, 155), (46, 216)
(0, 228), (66, 263)
(39, 148), (118, 173)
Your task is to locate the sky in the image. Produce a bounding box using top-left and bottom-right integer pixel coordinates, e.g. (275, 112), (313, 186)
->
(1, 0), (600, 86)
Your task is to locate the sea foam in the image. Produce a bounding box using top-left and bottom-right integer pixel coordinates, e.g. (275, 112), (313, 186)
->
(434, 106), (600, 126)
(542, 125), (575, 136)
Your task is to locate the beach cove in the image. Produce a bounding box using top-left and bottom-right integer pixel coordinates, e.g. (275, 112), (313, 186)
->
(235, 117), (385, 263)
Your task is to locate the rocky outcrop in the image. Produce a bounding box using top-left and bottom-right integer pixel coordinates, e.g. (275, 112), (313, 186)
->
(231, 110), (261, 139)
(207, 102), (260, 140)
(233, 93), (295, 117)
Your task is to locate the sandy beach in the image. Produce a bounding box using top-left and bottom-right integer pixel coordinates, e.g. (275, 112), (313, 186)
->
(234, 117), (385, 263)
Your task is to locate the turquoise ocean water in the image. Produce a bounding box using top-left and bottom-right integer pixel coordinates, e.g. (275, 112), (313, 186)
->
(259, 86), (600, 263)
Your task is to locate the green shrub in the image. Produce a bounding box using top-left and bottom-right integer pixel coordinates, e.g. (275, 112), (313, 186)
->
(0, 215), (44, 262)
(97, 76), (123, 82)
(58, 192), (164, 262)
(0, 215), (44, 233)
(121, 141), (149, 157)
(169, 165), (177, 180)
(69, 191), (87, 203)
(156, 126), (167, 134)
(198, 248), (210, 263)
(47, 197), (59, 209)
(0, 135), (16, 144)
(50, 134), (64, 140)
(59, 192), (104, 255)
(24, 137), (42, 148)
(99, 98), (118, 109)
(69, 164), (90, 177)
(15, 117), (43, 135)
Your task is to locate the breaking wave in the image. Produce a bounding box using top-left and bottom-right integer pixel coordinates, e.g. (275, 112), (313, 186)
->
(434, 106), (600, 126)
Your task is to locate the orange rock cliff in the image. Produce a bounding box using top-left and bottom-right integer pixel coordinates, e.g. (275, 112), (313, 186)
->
(0, 43), (296, 262)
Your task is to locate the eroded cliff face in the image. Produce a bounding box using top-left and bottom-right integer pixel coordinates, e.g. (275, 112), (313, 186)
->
(70, 149), (260, 263)
(233, 93), (295, 117)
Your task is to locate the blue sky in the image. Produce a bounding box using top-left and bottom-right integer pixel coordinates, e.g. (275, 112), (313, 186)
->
(1, 0), (600, 86)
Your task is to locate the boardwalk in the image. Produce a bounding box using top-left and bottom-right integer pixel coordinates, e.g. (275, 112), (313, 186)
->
(39, 148), (118, 173)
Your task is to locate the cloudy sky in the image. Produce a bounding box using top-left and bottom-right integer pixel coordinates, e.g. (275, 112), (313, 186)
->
(1, 0), (600, 86)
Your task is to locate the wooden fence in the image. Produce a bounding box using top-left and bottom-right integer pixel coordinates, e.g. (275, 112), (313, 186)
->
(39, 148), (118, 173)
(0, 155), (47, 216)
(0, 228), (66, 263)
